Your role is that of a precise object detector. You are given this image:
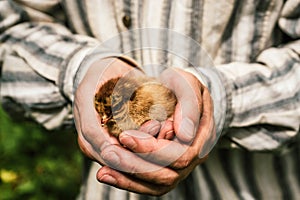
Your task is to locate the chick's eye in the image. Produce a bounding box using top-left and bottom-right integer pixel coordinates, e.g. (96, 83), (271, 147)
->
(130, 91), (136, 101)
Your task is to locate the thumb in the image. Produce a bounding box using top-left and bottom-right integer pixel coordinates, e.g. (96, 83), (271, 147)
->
(159, 68), (203, 143)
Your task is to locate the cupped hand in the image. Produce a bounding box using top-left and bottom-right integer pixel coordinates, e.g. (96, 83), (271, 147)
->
(73, 57), (143, 164)
(97, 68), (217, 195)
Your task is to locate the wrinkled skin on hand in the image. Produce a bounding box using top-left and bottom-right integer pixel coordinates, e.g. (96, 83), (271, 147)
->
(74, 59), (216, 196)
(95, 68), (216, 196)
(74, 57), (142, 163)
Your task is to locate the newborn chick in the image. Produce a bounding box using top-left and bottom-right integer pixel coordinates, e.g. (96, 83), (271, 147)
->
(94, 76), (177, 137)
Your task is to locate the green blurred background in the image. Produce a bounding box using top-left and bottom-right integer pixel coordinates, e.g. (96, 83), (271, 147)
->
(0, 107), (83, 200)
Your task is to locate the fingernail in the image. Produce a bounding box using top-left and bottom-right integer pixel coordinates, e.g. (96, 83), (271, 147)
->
(99, 174), (117, 185)
(148, 123), (161, 136)
(119, 133), (137, 149)
(165, 130), (175, 139)
(140, 120), (160, 136)
(180, 118), (195, 141)
(102, 151), (120, 166)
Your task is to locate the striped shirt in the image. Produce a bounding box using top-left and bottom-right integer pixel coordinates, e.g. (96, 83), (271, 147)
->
(0, 0), (299, 199)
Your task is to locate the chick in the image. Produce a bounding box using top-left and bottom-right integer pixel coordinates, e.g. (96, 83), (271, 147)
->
(94, 76), (177, 137)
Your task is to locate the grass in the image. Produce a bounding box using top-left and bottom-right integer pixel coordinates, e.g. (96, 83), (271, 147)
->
(0, 107), (83, 200)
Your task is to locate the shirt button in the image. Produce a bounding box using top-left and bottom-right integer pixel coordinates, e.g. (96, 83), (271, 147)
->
(122, 15), (131, 28)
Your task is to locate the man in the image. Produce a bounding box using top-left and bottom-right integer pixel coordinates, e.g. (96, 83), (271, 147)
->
(1, 0), (299, 199)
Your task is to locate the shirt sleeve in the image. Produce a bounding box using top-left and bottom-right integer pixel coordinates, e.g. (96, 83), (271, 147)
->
(190, 0), (300, 152)
(0, 1), (113, 130)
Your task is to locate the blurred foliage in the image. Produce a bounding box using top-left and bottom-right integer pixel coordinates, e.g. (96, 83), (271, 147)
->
(0, 107), (83, 200)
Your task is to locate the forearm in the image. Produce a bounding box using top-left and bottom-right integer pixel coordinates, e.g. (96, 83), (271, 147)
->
(220, 40), (300, 150)
(0, 22), (98, 128)
(0, 1), (101, 129)
(0, 23), (139, 130)
(194, 40), (300, 151)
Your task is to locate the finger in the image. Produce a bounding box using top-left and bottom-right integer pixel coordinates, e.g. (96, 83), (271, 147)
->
(195, 87), (216, 158)
(97, 166), (172, 196)
(138, 120), (161, 136)
(119, 130), (196, 169)
(159, 68), (203, 143)
(172, 87), (214, 168)
(119, 131), (188, 166)
(172, 88), (215, 168)
(100, 143), (183, 183)
(97, 155), (205, 196)
(158, 118), (175, 139)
